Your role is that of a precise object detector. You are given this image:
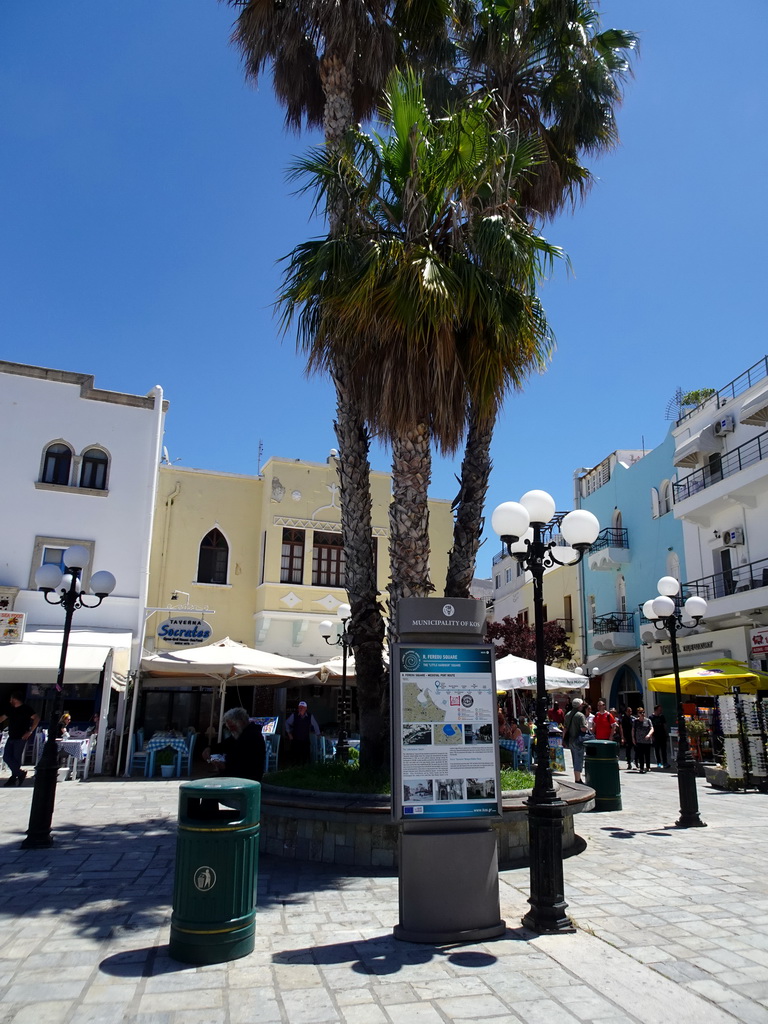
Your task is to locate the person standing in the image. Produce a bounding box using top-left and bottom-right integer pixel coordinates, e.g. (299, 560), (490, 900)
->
(593, 700), (616, 741)
(0, 691), (40, 787)
(621, 706), (636, 770)
(563, 697), (588, 784)
(633, 707), (654, 774)
(285, 701), (321, 764)
(650, 704), (670, 768)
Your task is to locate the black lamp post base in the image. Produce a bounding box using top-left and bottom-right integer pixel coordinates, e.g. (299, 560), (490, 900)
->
(21, 760), (58, 850)
(522, 799), (575, 934)
(675, 815), (707, 829)
(674, 760), (706, 829)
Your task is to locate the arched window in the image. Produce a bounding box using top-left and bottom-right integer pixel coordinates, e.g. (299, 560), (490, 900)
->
(197, 528), (229, 585)
(659, 479), (672, 516)
(80, 448), (109, 490)
(41, 443), (72, 486)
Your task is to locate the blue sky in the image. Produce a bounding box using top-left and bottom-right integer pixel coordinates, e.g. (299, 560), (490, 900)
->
(3, 2), (767, 575)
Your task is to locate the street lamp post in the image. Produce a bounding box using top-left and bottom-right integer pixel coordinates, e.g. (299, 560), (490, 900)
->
(23, 545), (115, 849)
(320, 602), (352, 762)
(493, 491), (600, 933)
(642, 577), (707, 828)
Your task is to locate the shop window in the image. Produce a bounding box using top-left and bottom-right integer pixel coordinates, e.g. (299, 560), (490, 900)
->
(197, 528), (229, 585)
(312, 531), (345, 588)
(41, 442), (72, 485)
(80, 448), (109, 490)
(281, 528), (305, 584)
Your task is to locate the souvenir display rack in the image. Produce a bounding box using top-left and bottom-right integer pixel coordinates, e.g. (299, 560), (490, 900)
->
(718, 692), (768, 791)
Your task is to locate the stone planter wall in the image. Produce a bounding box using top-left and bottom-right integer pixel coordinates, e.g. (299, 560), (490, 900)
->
(260, 782), (591, 870)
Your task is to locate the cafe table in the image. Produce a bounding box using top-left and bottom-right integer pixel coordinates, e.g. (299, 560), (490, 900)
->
(144, 733), (188, 778)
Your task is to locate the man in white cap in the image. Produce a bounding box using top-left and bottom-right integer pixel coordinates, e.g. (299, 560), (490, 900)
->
(563, 698), (588, 784)
(285, 701), (321, 764)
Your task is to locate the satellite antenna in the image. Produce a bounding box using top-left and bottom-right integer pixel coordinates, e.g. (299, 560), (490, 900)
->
(664, 387), (684, 421)
(161, 446), (181, 465)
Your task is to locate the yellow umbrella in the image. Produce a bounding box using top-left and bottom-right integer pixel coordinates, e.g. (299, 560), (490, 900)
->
(647, 658), (768, 696)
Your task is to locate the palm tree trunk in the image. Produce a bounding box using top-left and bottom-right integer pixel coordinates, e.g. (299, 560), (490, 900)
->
(322, 58), (388, 769)
(333, 360), (388, 771)
(388, 423), (433, 630)
(444, 407), (495, 599)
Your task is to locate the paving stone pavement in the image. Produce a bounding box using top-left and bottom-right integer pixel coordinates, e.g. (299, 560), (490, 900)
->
(0, 766), (766, 1023)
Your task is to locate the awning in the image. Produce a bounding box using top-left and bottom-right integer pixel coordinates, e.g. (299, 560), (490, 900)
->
(0, 627), (132, 690)
(673, 425), (720, 468)
(739, 382), (768, 426)
(0, 643), (111, 687)
(586, 650), (638, 676)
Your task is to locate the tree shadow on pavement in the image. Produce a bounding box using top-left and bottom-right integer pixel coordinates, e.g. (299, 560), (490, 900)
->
(272, 933), (507, 976)
(1, 817), (177, 939)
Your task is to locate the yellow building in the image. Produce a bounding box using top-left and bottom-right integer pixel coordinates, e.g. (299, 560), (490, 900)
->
(143, 454), (453, 734)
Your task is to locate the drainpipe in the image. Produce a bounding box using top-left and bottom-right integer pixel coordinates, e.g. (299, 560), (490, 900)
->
(573, 468), (591, 669)
(157, 480), (182, 609)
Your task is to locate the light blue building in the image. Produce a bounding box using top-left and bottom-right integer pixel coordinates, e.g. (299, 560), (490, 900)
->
(576, 428), (685, 711)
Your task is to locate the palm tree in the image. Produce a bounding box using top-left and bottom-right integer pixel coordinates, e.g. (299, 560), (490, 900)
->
(222, 1), (451, 769)
(280, 72), (561, 612)
(444, 0), (637, 597)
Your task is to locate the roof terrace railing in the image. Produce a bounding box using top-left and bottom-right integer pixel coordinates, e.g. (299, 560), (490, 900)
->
(678, 356), (768, 423)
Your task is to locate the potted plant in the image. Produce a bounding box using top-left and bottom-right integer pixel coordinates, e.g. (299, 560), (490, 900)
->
(686, 719), (708, 764)
(156, 747), (177, 778)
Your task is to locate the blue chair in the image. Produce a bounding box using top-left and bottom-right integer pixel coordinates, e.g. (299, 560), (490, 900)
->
(178, 733), (196, 776)
(268, 733), (280, 772)
(519, 734), (532, 770)
(129, 731), (149, 776)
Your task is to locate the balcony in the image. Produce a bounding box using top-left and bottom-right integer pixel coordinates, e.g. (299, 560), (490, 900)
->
(682, 556), (768, 625)
(549, 616), (574, 634)
(592, 611), (636, 651)
(674, 429), (768, 503)
(587, 528), (630, 571)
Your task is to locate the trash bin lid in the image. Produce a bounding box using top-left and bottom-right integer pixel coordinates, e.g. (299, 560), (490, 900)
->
(178, 777), (261, 827)
(584, 739), (618, 756)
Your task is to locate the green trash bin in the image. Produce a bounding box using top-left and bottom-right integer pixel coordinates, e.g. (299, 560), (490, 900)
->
(584, 740), (622, 812)
(169, 778), (261, 965)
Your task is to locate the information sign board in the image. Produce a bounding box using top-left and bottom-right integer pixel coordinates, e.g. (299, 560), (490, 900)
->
(392, 644), (501, 821)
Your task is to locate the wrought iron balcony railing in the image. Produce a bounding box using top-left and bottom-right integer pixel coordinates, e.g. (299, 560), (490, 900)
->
(589, 528), (629, 552)
(592, 611), (635, 634)
(673, 429), (768, 502)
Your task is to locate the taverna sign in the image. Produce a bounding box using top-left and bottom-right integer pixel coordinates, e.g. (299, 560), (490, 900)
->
(157, 617), (212, 647)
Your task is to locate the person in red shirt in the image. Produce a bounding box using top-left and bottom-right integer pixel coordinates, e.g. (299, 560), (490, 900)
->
(549, 702), (565, 726)
(592, 700), (616, 741)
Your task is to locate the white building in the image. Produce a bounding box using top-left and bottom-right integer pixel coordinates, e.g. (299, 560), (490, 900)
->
(642, 357), (768, 681)
(0, 361), (166, 769)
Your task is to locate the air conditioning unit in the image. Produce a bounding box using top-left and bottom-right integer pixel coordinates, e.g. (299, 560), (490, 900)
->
(714, 414), (735, 436)
(723, 528), (745, 547)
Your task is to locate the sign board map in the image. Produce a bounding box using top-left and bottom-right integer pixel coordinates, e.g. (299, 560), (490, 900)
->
(393, 645), (500, 820)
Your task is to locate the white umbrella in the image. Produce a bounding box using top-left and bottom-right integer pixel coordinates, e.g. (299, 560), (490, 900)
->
(494, 654), (586, 691)
(316, 650), (390, 682)
(140, 637), (319, 681)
